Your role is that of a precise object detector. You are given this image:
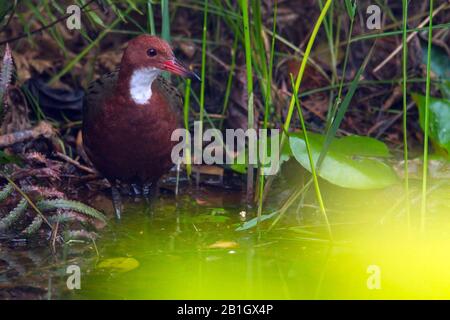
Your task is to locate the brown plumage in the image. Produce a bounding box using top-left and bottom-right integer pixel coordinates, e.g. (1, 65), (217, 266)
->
(82, 35), (198, 218)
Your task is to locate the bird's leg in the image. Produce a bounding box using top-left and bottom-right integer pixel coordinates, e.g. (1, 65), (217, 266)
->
(111, 184), (123, 220)
(142, 182), (153, 198)
(131, 183), (141, 197)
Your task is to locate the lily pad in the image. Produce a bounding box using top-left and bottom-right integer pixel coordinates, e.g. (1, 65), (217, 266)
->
(289, 132), (398, 189)
(412, 93), (450, 155)
(96, 257), (139, 273)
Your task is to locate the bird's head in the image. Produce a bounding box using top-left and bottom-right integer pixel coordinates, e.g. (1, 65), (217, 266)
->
(121, 34), (199, 81)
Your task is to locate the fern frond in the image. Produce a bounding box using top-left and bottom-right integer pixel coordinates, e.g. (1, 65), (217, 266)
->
(64, 230), (98, 241)
(22, 185), (64, 199)
(48, 211), (88, 224)
(0, 43), (13, 114)
(0, 183), (13, 202)
(37, 199), (106, 222)
(0, 198), (27, 231)
(22, 215), (43, 235)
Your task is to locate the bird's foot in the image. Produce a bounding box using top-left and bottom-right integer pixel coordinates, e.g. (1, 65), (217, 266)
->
(111, 185), (123, 220)
(142, 183), (153, 198)
(131, 183), (142, 196)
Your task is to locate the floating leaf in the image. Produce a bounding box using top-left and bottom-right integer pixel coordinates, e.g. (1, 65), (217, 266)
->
(289, 132), (398, 189)
(96, 257), (139, 273)
(412, 93), (450, 155)
(187, 214), (230, 224)
(208, 240), (239, 249)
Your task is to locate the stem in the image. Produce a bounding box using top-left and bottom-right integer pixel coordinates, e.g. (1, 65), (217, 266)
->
(198, 0), (208, 167)
(241, 0), (254, 204)
(147, 0), (156, 35)
(290, 75), (333, 241)
(402, 0), (410, 232)
(420, 0), (434, 234)
(257, 1), (277, 222)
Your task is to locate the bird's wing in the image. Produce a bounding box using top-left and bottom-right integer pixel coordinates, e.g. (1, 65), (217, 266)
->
(83, 70), (119, 120)
(154, 75), (184, 115)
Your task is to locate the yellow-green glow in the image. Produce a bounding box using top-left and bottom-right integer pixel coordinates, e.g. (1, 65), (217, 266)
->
(74, 181), (450, 299)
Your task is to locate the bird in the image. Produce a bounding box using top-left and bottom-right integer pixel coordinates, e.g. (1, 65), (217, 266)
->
(82, 35), (199, 219)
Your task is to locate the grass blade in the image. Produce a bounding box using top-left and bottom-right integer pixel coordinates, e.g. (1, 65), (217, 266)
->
(290, 74), (332, 241)
(421, 0), (434, 234)
(240, 0), (254, 203)
(402, 0), (410, 231)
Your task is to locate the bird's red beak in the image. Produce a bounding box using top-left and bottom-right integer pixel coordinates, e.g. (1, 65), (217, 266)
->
(163, 58), (200, 81)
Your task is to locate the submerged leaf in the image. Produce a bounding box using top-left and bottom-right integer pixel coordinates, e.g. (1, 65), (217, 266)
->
(96, 257), (139, 273)
(289, 132), (398, 189)
(187, 214), (230, 224)
(208, 240), (239, 249)
(236, 212), (278, 231)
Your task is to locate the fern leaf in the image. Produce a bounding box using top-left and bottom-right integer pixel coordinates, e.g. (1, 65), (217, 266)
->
(22, 215), (43, 235)
(64, 230), (98, 241)
(0, 198), (27, 231)
(37, 199), (106, 222)
(0, 183), (13, 202)
(48, 211), (88, 224)
(0, 43), (13, 114)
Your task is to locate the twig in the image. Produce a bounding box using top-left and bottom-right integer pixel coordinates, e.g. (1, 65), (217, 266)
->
(0, 0), (95, 46)
(0, 121), (54, 148)
(373, 1), (449, 73)
(54, 152), (97, 175)
(51, 214), (60, 254)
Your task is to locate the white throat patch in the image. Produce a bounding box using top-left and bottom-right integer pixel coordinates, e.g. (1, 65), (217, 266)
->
(129, 67), (160, 105)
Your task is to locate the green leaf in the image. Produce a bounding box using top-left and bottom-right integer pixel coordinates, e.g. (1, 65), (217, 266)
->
(0, 150), (22, 165)
(329, 135), (392, 158)
(412, 93), (450, 154)
(0, 1), (14, 25)
(87, 10), (106, 28)
(230, 163), (247, 174)
(289, 133), (398, 189)
(422, 44), (450, 98)
(344, 0), (357, 18)
(236, 211), (277, 231)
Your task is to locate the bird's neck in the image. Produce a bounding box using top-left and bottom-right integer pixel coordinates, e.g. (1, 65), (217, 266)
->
(118, 66), (161, 105)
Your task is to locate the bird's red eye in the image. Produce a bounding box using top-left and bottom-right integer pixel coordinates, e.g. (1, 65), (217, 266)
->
(147, 48), (157, 57)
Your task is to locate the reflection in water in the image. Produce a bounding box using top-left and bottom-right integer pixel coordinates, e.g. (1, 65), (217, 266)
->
(1, 180), (450, 299)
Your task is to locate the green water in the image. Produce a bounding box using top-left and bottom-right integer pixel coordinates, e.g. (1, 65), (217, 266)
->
(60, 180), (450, 300)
